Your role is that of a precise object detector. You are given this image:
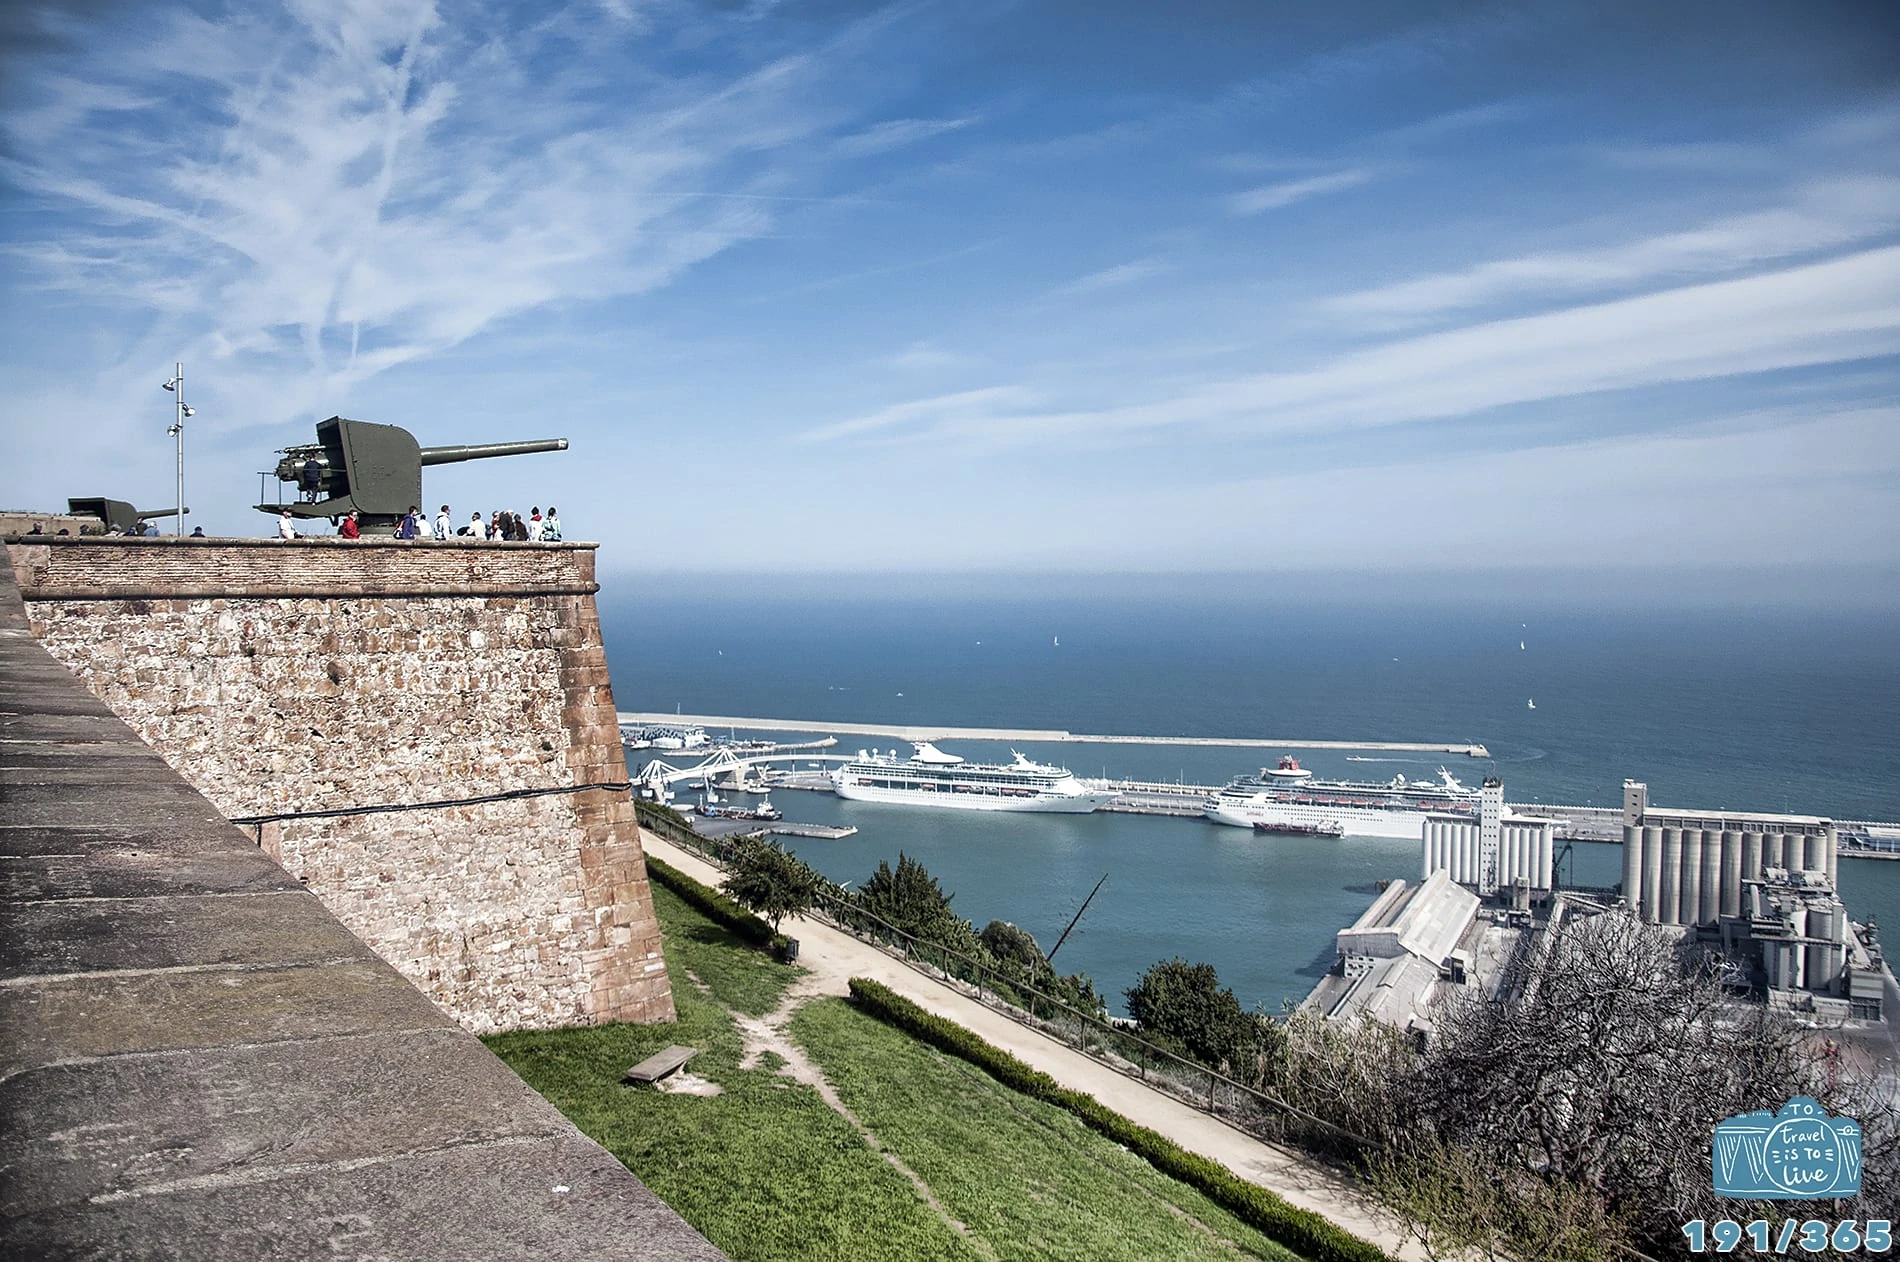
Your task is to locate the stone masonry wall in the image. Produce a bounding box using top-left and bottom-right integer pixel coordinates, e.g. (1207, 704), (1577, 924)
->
(6, 537), (674, 1034)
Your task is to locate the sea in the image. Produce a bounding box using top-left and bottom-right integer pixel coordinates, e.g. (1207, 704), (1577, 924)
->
(598, 575), (1900, 1017)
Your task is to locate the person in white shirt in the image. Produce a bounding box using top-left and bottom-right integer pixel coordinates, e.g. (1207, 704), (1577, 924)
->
(277, 510), (298, 540)
(462, 511), (485, 539)
(433, 505), (451, 541)
(527, 507), (543, 541)
(541, 507), (561, 541)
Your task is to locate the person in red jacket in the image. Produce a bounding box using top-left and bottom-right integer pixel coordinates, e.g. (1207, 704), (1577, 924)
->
(338, 510), (360, 540)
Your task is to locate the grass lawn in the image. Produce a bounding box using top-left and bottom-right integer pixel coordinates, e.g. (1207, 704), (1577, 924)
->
(792, 997), (1305, 1262)
(487, 879), (1311, 1262)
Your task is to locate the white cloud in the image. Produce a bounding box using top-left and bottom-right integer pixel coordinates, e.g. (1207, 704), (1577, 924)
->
(1095, 406), (1900, 570)
(1051, 258), (1169, 297)
(1226, 168), (1376, 215)
(1324, 177), (1900, 325)
(799, 385), (1037, 443)
(922, 245), (1900, 447)
(833, 115), (979, 158)
(0, 0), (884, 431)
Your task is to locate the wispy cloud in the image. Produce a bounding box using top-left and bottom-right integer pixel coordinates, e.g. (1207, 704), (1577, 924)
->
(1226, 168), (1376, 215)
(844, 245), (1900, 449)
(0, 0), (894, 426)
(1323, 177), (1900, 326)
(1051, 258), (1169, 297)
(798, 385), (1036, 443)
(833, 115), (979, 158)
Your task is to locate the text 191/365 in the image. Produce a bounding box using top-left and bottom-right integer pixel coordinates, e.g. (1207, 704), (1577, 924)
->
(1683, 1220), (1891, 1253)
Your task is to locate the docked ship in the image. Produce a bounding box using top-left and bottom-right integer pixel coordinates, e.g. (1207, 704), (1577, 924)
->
(1206, 755), (1479, 839)
(830, 742), (1115, 814)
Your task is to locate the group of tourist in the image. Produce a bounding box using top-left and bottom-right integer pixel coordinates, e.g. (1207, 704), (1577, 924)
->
(277, 504), (562, 541)
(454, 506), (561, 542)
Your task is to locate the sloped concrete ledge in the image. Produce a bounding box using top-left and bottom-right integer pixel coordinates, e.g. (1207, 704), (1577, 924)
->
(0, 548), (724, 1260)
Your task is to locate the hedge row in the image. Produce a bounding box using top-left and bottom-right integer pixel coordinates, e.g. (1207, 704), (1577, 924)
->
(644, 854), (775, 946)
(846, 977), (1390, 1262)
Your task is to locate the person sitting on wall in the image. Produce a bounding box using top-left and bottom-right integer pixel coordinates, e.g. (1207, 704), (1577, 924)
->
(541, 507), (561, 541)
(339, 510), (360, 540)
(278, 510), (298, 540)
(190, 526), (206, 538)
(460, 511), (483, 538)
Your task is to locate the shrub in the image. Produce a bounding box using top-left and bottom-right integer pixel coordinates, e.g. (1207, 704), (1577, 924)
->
(644, 854), (774, 946)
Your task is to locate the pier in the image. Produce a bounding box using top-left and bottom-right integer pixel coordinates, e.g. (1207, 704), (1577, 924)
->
(618, 712), (1490, 758)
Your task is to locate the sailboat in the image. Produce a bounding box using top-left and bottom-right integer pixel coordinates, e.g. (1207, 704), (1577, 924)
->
(1053, 635), (1060, 648)
(1520, 640), (1526, 650)
(1527, 698), (1536, 710)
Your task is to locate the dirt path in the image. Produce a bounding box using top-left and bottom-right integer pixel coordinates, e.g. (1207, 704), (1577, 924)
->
(727, 967), (995, 1255)
(643, 829), (1417, 1260)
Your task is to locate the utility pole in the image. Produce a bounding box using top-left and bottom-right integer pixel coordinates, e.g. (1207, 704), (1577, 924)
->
(161, 363), (193, 535)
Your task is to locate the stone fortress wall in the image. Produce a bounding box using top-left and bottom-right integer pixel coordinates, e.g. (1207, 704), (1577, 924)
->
(5, 536), (673, 1034)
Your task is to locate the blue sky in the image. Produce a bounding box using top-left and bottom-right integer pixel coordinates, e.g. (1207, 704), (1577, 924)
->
(2, 0), (1896, 582)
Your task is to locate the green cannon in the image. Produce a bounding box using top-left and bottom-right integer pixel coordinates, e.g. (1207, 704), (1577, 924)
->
(257, 417), (567, 535)
(67, 498), (188, 535)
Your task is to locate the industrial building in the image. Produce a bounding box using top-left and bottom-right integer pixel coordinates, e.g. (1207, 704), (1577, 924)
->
(1619, 779), (1837, 927)
(1420, 777), (1558, 895)
(1308, 869), (1482, 1035)
(1621, 780), (1882, 1021)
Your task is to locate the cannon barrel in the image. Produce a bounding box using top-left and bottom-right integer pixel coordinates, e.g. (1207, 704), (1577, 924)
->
(419, 438), (568, 467)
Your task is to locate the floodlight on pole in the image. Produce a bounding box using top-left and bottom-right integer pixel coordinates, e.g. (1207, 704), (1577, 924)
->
(163, 362), (186, 536)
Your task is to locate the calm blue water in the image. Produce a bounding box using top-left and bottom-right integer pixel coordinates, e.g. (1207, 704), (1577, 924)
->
(599, 578), (1900, 1015)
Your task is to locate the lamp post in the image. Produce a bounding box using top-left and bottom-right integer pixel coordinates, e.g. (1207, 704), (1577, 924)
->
(161, 363), (194, 536)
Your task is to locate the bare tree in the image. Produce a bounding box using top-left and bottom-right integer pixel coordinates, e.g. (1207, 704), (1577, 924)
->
(1403, 908), (1898, 1251)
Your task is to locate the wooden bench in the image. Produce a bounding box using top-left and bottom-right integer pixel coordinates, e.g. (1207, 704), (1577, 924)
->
(624, 1045), (698, 1084)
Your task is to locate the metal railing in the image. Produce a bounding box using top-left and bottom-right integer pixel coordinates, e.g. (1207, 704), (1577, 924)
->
(634, 799), (1373, 1161)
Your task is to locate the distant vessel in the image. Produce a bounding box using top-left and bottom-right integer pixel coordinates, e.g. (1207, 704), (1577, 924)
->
(830, 742), (1114, 813)
(1206, 756), (1478, 838)
(1527, 699), (1536, 710)
(1520, 640), (1526, 650)
(1252, 819), (1345, 839)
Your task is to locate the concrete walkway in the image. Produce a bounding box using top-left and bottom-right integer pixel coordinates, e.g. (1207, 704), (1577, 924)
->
(643, 830), (1416, 1260)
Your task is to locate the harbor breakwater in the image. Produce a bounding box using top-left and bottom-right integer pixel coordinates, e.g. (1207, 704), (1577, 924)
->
(5, 536), (673, 1034)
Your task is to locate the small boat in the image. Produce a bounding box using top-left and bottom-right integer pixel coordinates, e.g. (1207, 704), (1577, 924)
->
(1253, 820), (1345, 838)
(1527, 698), (1536, 710)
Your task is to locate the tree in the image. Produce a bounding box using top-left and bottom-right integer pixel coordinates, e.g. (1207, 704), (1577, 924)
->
(856, 852), (980, 957)
(1396, 909), (1897, 1255)
(980, 920), (1109, 1021)
(1125, 957), (1279, 1083)
(1366, 1138), (1621, 1262)
(720, 838), (824, 935)
(980, 920), (1046, 973)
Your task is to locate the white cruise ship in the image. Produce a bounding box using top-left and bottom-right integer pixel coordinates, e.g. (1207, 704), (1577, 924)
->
(1205, 755), (1479, 838)
(830, 742), (1115, 814)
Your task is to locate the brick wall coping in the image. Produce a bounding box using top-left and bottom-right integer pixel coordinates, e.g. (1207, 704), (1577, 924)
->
(5, 537), (601, 601)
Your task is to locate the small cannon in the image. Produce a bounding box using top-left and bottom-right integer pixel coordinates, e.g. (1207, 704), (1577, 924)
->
(67, 498), (188, 535)
(257, 416), (567, 534)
